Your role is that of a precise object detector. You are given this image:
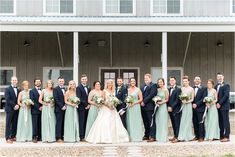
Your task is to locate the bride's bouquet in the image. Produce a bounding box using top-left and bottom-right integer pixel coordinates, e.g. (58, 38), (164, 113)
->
(109, 95), (121, 108)
(152, 96), (162, 105)
(179, 93), (190, 104)
(22, 98), (34, 107)
(93, 95), (104, 107)
(68, 96), (80, 108)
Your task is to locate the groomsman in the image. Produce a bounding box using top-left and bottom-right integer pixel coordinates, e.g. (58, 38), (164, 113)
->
(141, 74), (158, 142)
(215, 72), (230, 142)
(53, 77), (66, 143)
(115, 77), (128, 128)
(76, 74), (91, 142)
(167, 76), (182, 143)
(192, 76), (206, 142)
(30, 78), (42, 143)
(5, 76), (20, 143)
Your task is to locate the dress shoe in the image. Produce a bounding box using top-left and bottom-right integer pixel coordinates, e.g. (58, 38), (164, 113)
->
(80, 139), (87, 142)
(192, 137), (198, 141)
(169, 137), (176, 141)
(11, 137), (16, 141)
(220, 138), (230, 142)
(6, 139), (13, 144)
(56, 139), (64, 143)
(147, 138), (156, 142)
(171, 139), (179, 143)
(142, 137), (149, 141)
(32, 138), (38, 143)
(198, 138), (204, 142)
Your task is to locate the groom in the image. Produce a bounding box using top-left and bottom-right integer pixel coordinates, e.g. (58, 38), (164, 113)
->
(115, 77), (128, 128)
(141, 74), (157, 142)
(76, 74), (91, 142)
(215, 72), (230, 142)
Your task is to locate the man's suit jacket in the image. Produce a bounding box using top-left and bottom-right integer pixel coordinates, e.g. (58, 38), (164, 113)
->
(53, 86), (65, 113)
(140, 82), (158, 111)
(76, 84), (91, 110)
(5, 86), (20, 113)
(115, 85), (128, 110)
(167, 86), (181, 113)
(215, 82), (230, 110)
(192, 86), (207, 113)
(30, 87), (42, 115)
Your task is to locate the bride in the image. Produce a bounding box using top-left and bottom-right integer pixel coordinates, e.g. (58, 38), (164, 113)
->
(86, 79), (129, 144)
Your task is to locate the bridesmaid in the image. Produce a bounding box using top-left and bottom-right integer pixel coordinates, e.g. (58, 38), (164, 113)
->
(155, 78), (169, 142)
(39, 80), (56, 143)
(85, 81), (104, 137)
(205, 79), (220, 141)
(16, 81), (33, 142)
(177, 76), (194, 142)
(126, 77), (143, 142)
(64, 80), (80, 142)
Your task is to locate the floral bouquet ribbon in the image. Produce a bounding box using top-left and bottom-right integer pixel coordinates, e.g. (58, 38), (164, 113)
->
(200, 96), (213, 124)
(150, 96), (162, 127)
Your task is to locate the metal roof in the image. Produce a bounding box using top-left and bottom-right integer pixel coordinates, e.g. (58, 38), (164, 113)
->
(0, 16), (235, 25)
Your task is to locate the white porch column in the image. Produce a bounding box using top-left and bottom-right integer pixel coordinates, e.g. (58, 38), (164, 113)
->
(73, 32), (79, 85)
(162, 32), (167, 85)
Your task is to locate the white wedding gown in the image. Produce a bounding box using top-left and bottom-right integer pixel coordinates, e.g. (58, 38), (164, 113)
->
(86, 90), (129, 144)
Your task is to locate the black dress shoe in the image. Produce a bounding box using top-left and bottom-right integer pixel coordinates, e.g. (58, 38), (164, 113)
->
(142, 137), (149, 141)
(147, 138), (156, 142)
(32, 138), (38, 143)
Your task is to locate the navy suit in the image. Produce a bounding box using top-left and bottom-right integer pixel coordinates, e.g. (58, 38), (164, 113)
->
(215, 82), (230, 138)
(115, 85), (128, 128)
(4, 86), (20, 140)
(30, 87), (42, 140)
(140, 82), (158, 139)
(53, 86), (66, 140)
(192, 85), (207, 139)
(76, 84), (91, 139)
(167, 86), (181, 138)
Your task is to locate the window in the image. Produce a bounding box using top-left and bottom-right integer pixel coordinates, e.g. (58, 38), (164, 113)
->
(104, 0), (136, 16)
(43, 0), (75, 15)
(151, 0), (182, 16)
(151, 67), (183, 86)
(0, 0), (15, 15)
(0, 67), (16, 88)
(231, 0), (235, 14)
(43, 67), (73, 86)
(100, 68), (139, 87)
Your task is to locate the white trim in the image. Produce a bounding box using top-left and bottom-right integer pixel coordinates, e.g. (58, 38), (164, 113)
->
(103, 0), (136, 16)
(73, 32), (79, 85)
(0, 67), (16, 88)
(150, 0), (183, 16)
(99, 67), (140, 86)
(1, 24), (235, 32)
(230, 0), (235, 15)
(0, 0), (16, 15)
(43, 0), (76, 16)
(162, 32), (167, 85)
(151, 67), (183, 86)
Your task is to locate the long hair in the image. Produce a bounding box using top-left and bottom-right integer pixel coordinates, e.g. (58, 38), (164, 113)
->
(45, 80), (54, 89)
(67, 80), (76, 91)
(104, 79), (115, 93)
